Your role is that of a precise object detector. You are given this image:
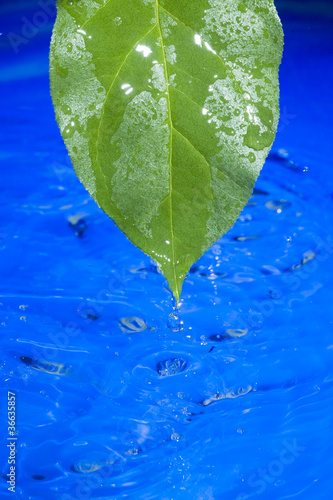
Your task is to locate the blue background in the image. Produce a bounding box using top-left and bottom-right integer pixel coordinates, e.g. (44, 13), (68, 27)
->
(1, 1), (333, 499)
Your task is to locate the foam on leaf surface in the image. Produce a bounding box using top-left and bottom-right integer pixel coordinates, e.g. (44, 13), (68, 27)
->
(50, 0), (283, 303)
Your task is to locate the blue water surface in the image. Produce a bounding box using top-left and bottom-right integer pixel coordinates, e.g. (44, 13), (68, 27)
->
(1, 1), (333, 499)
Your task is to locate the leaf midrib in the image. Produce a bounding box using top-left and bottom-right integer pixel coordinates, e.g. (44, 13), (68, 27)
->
(86, 1), (180, 297)
(155, 0), (179, 300)
(94, 23), (157, 195)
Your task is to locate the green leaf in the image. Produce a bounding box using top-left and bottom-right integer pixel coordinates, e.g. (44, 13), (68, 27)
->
(50, 0), (283, 303)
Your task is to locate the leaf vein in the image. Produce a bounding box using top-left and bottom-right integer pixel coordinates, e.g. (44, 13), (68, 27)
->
(171, 87), (203, 111)
(159, 5), (197, 35)
(95, 23), (157, 186)
(172, 126), (209, 167)
(159, 5), (229, 68)
(80, 0), (113, 30)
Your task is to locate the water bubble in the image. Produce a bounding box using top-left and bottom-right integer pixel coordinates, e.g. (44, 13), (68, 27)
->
(114, 16), (122, 25)
(271, 151), (302, 171)
(208, 334), (229, 342)
(212, 244), (222, 255)
(200, 335), (207, 345)
(62, 104), (71, 115)
(126, 447), (141, 456)
(71, 461), (101, 474)
(68, 215), (87, 237)
(277, 148), (289, 159)
(171, 433), (183, 441)
(119, 317), (147, 334)
(238, 214), (253, 224)
(200, 386), (252, 406)
(20, 357), (69, 376)
(265, 200), (291, 212)
(233, 235), (260, 242)
(130, 263), (158, 274)
(189, 265), (226, 278)
(286, 250), (316, 272)
(200, 394), (221, 406)
(225, 329), (248, 338)
(267, 289), (282, 299)
(301, 251), (316, 265)
(80, 311), (99, 321)
(156, 358), (187, 377)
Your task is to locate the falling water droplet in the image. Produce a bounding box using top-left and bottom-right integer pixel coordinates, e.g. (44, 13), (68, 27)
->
(167, 311), (183, 332)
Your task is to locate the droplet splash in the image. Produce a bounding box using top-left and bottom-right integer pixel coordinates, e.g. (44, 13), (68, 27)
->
(156, 358), (187, 377)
